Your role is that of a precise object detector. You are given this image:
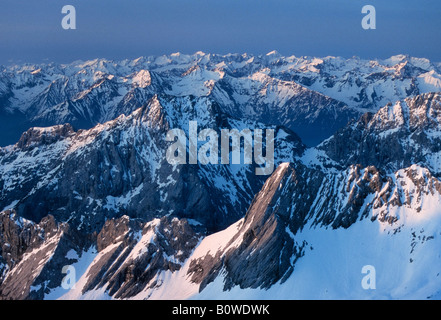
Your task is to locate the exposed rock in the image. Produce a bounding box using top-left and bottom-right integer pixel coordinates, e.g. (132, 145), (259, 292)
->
(0, 95), (303, 234)
(319, 93), (441, 177)
(0, 211), (91, 300)
(16, 124), (75, 150)
(187, 159), (441, 292)
(80, 216), (200, 299)
(188, 163), (310, 291)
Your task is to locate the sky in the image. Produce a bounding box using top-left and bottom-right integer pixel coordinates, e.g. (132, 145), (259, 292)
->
(0, 0), (440, 65)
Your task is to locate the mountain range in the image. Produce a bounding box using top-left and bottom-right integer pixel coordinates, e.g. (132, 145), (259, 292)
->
(1, 52), (441, 300)
(2, 52), (440, 147)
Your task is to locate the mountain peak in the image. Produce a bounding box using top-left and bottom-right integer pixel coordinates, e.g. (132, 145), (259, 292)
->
(16, 123), (75, 149)
(318, 92), (441, 177)
(266, 50), (280, 56)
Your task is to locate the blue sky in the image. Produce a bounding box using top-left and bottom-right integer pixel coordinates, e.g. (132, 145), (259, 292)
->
(1, 0), (440, 64)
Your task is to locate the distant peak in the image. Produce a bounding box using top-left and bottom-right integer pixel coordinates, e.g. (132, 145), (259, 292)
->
(382, 54), (410, 66)
(266, 50), (280, 56)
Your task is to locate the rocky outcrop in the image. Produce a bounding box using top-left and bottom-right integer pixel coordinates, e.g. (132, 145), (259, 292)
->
(319, 93), (441, 176)
(77, 215), (200, 299)
(0, 211), (202, 300)
(187, 163), (312, 291)
(16, 124), (75, 150)
(0, 211), (90, 300)
(186, 157), (441, 293)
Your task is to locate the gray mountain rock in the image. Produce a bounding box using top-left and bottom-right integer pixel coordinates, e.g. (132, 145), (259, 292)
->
(0, 211), (90, 300)
(185, 160), (441, 293)
(0, 94), (303, 235)
(319, 92), (441, 176)
(81, 215), (200, 299)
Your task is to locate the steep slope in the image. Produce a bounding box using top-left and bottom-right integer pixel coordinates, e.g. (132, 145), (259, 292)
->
(57, 162), (441, 300)
(0, 94), (303, 234)
(0, 211), (91, 300)
(211, 72), (355, 146)
(189, 163), (441, 300)
(319, 92), (441, 176)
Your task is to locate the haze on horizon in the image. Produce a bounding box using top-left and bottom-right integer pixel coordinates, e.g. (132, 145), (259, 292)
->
(0, 0), (440, 65)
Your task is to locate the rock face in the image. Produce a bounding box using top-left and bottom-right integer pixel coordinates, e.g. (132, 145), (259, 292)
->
(0, 211), (201, 300)
(0, 211), (90, 300)
(188, 163), (305, 291)
(181, 161), (441, 296)
(79, 216), (200, 299)
(319, 92), (441, 177)
(0, 94), (304, 234)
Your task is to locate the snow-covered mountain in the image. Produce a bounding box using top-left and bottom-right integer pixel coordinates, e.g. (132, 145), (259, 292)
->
(318, 92), (441, 177)
(0, 94), (302, 234)
(61, 93), (441, 300)
(1, 52), (440, 146)
(0, 92), (302, 299)
(1, 53), (441, 300)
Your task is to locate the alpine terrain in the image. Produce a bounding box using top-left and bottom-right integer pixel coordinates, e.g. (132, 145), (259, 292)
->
(1, 52), (441, 300)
